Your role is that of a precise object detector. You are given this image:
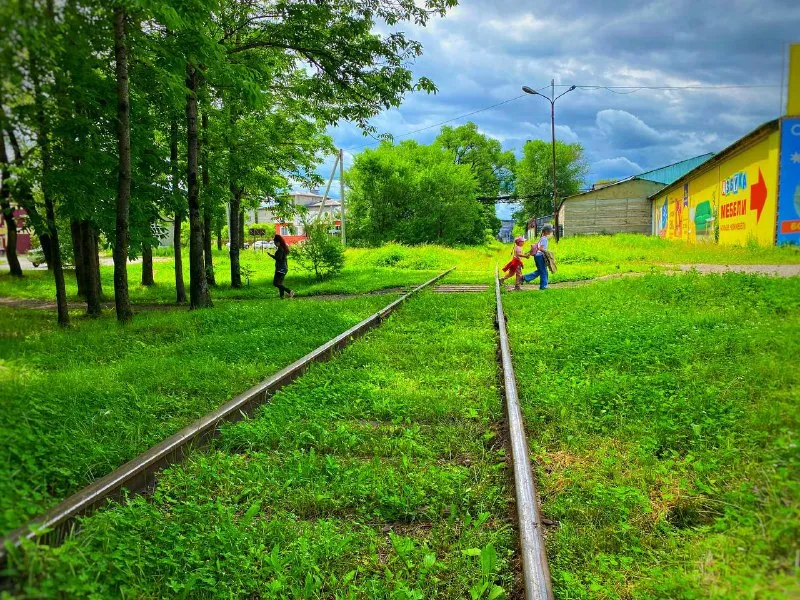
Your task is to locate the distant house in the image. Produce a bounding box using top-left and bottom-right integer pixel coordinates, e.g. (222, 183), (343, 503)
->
(559, 153), (714, 236)
(497, 220), (515, 243)
(0, 206), (32, 254)
(247, 191), (342, 245)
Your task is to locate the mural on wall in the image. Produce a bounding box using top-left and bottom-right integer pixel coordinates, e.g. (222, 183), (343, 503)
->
(655, 131), (779, 246)
(777, 118), (800, 245)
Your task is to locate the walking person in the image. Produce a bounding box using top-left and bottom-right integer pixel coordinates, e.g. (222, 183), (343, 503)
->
(521, 225), (554, 290)
(267, 234), (295, 299)
(500, 236), (527, 290)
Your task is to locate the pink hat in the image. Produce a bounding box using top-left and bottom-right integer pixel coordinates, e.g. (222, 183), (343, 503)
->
(514, 236), (525, 243)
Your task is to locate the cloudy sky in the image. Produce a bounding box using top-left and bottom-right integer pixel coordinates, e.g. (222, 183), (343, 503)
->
(311, 0), (799, 216)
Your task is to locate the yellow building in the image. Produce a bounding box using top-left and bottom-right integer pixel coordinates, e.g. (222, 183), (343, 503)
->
(651, 119), (781, 246)
(651, 43), (800, 246)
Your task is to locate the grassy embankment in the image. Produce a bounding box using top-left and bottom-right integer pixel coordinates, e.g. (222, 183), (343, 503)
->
(8, 294), (517, 599)
(0, 296), (391, 536)
(3, 235), (798, 302)
(505, 274), (800, 598)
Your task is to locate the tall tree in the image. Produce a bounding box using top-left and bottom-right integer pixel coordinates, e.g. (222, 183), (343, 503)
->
(436, 122), (515, 236)
(113, 6), (133, 321)
(0, 128), (23, 277)
(31, 1), (69, 326)
(185, 64), (211, 308)
(516, 139), (588, 241)
(170, 116), (186, 303)
(347, 140), (483, 246)
(201, 110), (215, 286)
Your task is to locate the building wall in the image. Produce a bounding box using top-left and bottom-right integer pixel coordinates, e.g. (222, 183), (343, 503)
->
(0, 207), (32, 253)
(563, 179), (661, 236)
(652, 130), (780, 246)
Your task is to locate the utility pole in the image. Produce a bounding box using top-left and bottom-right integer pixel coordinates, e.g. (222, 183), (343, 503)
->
(550, 79), (557, 230)
(339, 148), (346, 246)
(522, 81), (577, 241)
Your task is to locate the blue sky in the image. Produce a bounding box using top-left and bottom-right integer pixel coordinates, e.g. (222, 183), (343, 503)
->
(306, 0), (799, 218)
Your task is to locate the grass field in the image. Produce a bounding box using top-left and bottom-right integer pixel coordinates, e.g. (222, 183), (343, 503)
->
(0, 296), (392, 536)
(2, 235), (798, 598)
(7, 294), (517, 599)
(2, 235), (799, 303)
(505, 274), (800, 598)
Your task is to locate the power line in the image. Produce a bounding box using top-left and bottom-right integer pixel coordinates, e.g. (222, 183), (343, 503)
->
(569, 83), (780, 91)
(344, 89), (549, 152)
(342, 82), (780, 153)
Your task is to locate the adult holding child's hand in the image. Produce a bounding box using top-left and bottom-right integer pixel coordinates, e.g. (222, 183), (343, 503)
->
(521, 225), (553, 289)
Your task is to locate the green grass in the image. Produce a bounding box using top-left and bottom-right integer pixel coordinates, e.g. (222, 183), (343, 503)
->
(7, 293), (516, 599)
(504, 274), (800, 598)
(0, 296), (392, 536)
(4, 235), (798, 304)
(0, 249), (433, 304)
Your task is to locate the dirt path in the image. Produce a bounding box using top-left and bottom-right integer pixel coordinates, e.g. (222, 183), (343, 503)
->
(509, 264), (800, 292)
(0, 287), (405, 312)
(669, 264), (800, 276)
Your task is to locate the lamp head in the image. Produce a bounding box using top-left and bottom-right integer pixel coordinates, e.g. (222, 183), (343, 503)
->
(522, 86), (538, 95)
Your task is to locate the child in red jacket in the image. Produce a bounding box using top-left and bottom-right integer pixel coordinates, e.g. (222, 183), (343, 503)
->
(500, 236), (526, 289)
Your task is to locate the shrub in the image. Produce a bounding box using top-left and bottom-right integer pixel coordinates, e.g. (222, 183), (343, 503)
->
(295, 220), (344, 280)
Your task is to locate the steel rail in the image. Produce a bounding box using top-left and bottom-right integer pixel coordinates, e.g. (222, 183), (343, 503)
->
(0, 267), (454, 567)
(494, 269), (554, 600)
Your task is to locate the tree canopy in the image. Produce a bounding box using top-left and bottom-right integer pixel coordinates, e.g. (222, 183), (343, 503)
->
(435, 122), (515, 235)
(515, 139), (588, 236)
(0, 0), (455, 321)
(346, 140), (485, 246)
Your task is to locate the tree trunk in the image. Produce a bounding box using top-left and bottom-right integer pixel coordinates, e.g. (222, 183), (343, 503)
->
(141, 242), (154, 286)
(170, 117), (186, 303)
(201, 111), (215, 286)
(0, 130), (22, 277)
(239, 208), (245, 249)
(186, 65), (211, 308)
(31, 42), (68, 325)
(113, 7), (133, 322)
(70, 219), (86, 295)
(94, 226), (103, 298)
(216, 223), (222, 250)
(5, 124), (51, 269)
(229, 188), (242, 288)
(81, 220), (101, 315)
(203, 213), (214, 285)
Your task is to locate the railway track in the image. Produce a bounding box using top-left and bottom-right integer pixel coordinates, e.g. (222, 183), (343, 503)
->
(0, 267), (454, 569)
(494, 270), (554, 600)
(3, 267), (553, 599)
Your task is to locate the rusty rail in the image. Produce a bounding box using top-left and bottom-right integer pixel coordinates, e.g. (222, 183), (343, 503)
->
(0, 267), (454, 566)
(495, 269), (554, 600)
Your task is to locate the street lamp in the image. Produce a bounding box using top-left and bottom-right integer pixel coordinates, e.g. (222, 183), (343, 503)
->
(522, 81), (576, 240)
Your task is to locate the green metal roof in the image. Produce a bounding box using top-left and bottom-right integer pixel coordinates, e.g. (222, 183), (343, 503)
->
(635, 153), (714, 185)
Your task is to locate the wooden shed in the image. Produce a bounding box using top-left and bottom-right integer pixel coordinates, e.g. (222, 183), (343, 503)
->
(561, 154), (714, 236)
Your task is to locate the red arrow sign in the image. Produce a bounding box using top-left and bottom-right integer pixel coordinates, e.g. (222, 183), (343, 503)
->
(750, 168), (767, 223)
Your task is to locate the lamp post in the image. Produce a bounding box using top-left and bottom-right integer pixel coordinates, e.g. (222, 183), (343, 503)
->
(522, 80), (576, 240)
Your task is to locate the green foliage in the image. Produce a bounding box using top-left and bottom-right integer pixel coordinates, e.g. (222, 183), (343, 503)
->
(7, 294), (516, 598)
(294, 220), (345, 280)
(347, 140), (485, 246)
(0, 296), (391, 535)
(1, 0), (458, 318)
(505, 274), (800, 598)
(436, 122), (516, 235)
(516, 139), (588, 221)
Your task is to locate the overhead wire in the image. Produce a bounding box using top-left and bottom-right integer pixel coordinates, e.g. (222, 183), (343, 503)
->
(342, 82), (780, 153)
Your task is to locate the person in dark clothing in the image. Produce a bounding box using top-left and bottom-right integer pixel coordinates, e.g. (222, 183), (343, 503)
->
(268, 234), (294, 299)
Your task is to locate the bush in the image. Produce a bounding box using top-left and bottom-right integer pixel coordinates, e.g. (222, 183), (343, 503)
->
(294, 220), (344, 280)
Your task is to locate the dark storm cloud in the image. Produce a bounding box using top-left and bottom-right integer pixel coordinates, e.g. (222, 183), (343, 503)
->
(324, 0), (799, 187)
